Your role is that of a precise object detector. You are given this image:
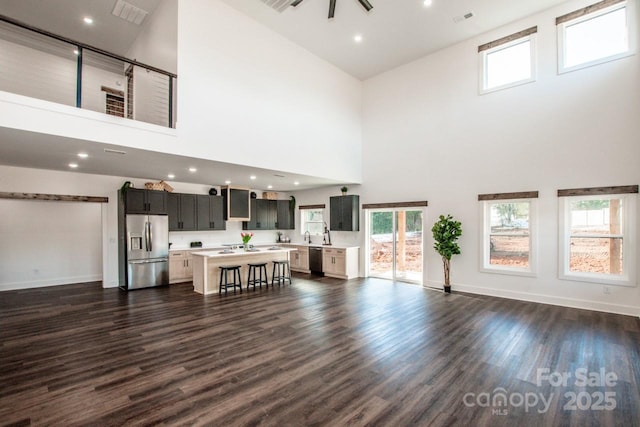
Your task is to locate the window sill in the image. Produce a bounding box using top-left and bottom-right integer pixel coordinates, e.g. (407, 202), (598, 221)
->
(480, 266), (537, 278)
(559, 272), (636, 287)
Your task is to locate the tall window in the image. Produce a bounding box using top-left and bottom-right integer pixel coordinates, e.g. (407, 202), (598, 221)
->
(479, 27), (537, 94)
(558, 186), (637, 286)
(301, 208), (324, 236)
(557, 0), (632, 73)
(479, 192), (538, 276)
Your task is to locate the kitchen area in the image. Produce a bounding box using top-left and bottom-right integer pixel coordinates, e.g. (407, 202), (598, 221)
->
(118, 183), (361, 293)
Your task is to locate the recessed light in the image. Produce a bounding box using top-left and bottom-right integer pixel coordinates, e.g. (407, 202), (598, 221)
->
(77, 152), (88, 159)
(83, 17), (94, 24)
(225, 180), (231, 185)
(188, 167), (197, 173)
(69, 163), (78, 168)
(268, 185), (273, 189)
(423, 0), (433, 7)
(294, 181), (300, 186)
(167, 174), (175, 179)
(354, 34), (363, 43)
(250, 175), (257, 180)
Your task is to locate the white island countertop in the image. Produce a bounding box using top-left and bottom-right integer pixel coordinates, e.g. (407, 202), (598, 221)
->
(192, 246), (294, 258)
(280, 243), (360, 250)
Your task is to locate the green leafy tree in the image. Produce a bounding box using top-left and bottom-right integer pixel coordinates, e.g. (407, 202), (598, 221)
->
(431, 214), (462, 290)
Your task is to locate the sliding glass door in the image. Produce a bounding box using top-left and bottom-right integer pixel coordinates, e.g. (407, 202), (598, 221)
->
(367, 209), (424, 284)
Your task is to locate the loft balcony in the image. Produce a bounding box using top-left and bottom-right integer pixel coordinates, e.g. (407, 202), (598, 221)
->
(0, 15), (176, 129)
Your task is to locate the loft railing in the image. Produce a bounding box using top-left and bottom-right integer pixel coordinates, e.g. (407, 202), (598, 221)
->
(0, 15), (177, 129)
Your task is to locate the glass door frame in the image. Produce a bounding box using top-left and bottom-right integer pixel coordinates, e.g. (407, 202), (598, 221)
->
(365, 207), (426, 285)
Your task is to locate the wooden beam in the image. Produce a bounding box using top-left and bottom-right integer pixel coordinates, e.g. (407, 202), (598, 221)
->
(557, 185), (638, 197)
(478, 191), (539, 201)
(299, 204), (326, 210)
(362, 201), (428, 209)
(478, 26), (537, 52)
(101, 86), (125, 97)
(0, 192), (108, 203)
(556, 0), (625, 25)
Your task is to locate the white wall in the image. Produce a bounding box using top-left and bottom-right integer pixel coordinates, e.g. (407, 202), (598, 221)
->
(126, 0), (178, 75)
(355, 0), (640, 315)
(176, 0), (363, 184)
(0, 199), (102, 291)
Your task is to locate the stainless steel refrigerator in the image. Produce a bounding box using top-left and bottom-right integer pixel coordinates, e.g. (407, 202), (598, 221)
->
(124, 214), (169, 290)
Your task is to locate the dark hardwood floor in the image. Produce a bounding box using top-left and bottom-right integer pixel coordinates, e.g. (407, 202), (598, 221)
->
(0, 275), (639, 426)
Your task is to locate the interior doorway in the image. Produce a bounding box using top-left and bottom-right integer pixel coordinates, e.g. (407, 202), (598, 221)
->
(367, 208), (424, 284)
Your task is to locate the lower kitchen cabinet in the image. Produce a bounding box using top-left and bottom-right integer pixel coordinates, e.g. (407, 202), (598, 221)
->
(289, 245), (310, 272)
(169, 250), (194, 284)
(323, 247), (359, 279)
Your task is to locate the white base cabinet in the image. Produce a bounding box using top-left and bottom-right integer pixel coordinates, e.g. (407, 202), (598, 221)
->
(323, 247), (359, 279)
(289, 245), (310, 273)
(170, 250), (194, 284)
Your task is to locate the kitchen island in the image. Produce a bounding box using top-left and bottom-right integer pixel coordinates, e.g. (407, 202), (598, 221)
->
(191, 247), (294, 295)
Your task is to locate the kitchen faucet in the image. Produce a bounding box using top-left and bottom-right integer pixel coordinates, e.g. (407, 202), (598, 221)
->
(304, 231), (311, 244)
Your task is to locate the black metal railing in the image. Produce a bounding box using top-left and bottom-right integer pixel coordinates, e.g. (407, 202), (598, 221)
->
(0, 14), (177, 128)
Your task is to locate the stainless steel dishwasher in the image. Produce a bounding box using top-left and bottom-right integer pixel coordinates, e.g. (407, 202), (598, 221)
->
(309, 246), (323, 275)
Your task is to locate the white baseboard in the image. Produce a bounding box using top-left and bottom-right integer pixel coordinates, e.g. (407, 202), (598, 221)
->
(425, 280), (639, 317)
(0, 275), (102, 292)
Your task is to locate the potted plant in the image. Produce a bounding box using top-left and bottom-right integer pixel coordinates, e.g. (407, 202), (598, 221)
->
(341, 186), (348, 196)
(431, 214), (462, 293)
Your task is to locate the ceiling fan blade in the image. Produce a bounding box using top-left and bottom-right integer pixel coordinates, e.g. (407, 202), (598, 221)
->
(356, 0), (373, 12)
(291, 0), (304, 7)
(328, 0), (336, 18)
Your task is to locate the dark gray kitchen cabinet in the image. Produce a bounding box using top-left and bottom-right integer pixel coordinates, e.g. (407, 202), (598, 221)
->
(125, 188), (167, 214)
(276, 200), (295, 230)
(168, 193), (196, 231)
(243, 199), (277, 230)
(196, 195), (226, 231)
(330, 195), (359, 231)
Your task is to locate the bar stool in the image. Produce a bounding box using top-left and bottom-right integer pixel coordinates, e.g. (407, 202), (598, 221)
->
(219, 265), (242, 295)
(271, 260), (292, 286)
(247, 262), (268, 290)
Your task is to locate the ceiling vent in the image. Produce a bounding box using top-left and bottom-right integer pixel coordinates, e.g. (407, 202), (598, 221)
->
(112, 0), (149, 25)
(260, 0), (294, 13)
(453, 11), (474, 23)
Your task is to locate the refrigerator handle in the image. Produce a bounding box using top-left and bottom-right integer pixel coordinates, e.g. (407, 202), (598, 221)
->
(148, 221), (153, 252)
(144, 221), (150, 252)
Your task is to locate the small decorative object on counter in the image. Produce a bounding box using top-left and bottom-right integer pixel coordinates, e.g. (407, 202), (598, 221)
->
(241, 232), (254, 250)
(341, 186), (348, 195)
(276, 231), (283, 243)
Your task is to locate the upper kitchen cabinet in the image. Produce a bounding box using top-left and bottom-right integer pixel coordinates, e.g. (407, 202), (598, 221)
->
(222, 186), (250, 221)
(276, 200), (295, 230)
(167, 193), (197, 231)
(196, 195), (226, 231)
(243, 199), (276, 230)
(125, 189), (167, 214)
(330, 195), (359, 231)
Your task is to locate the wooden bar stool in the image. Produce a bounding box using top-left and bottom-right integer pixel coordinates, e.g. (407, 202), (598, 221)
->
(271, 260), (292, 286)
(247, 262), (268, 290)
(219, 265), (242, 295)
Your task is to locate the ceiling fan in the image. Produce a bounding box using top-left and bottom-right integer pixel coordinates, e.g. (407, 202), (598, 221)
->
(291, 0), (374, 19)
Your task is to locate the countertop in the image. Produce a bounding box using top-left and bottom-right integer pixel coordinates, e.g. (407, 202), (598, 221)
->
(280, 243), (360, 250)
(191, 247), (294, 258)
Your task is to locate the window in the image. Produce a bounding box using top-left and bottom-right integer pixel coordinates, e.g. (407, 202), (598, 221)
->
(557, 0), (632, 73)
(479, 27), (537, 93)
(559, 187), (637, 286)
(301, 208), (324, 236)
(479, 192), (538, 276)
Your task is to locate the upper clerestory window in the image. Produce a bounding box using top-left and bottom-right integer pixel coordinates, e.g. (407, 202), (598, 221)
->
(478, 26), (537, 94)
(557, 0), (634, 73)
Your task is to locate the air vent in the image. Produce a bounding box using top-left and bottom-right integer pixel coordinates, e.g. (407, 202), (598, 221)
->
(453, 11), (474, 23)
(112, 0), (149, 25)
(104, 148), (127, 155)
(260, 0), (294, 13)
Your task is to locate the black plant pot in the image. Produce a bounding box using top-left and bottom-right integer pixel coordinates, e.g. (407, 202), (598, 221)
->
(444, 286), (451, 294)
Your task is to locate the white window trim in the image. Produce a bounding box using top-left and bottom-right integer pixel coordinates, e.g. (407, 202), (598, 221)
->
(558, 194), (637, 287)
(479, 199), (538, 277)
(479, 34), (537, 95)
(557, 1), (636, 74)
(301, 208), (325, 236)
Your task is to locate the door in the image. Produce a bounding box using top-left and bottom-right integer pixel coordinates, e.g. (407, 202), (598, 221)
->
(168, 193), (180, 231)
(367, 209), (424, 284)
(126, 214), (149, 260)
(147, 215), (169, 260)
(179, 194), (197, 231)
